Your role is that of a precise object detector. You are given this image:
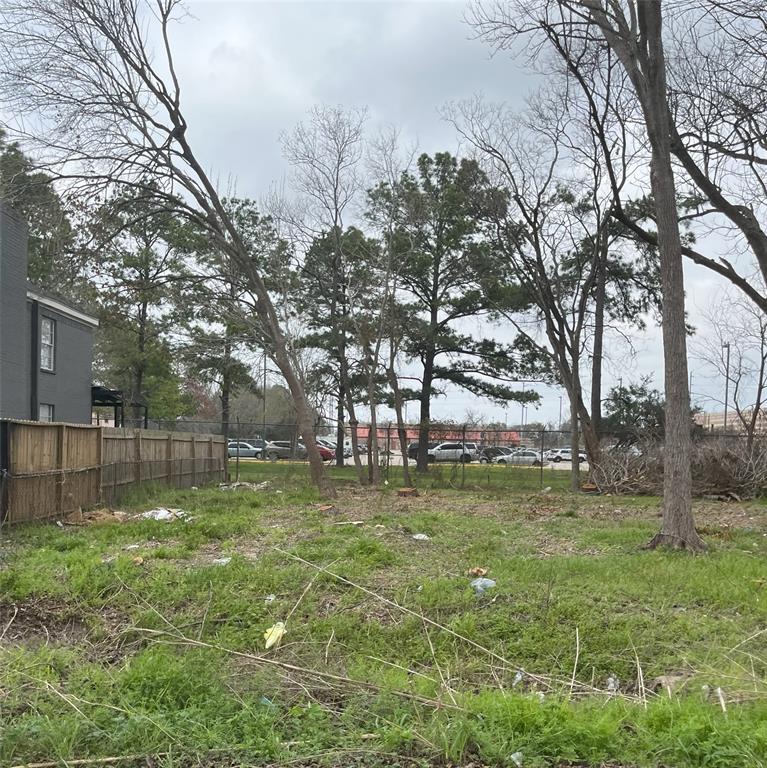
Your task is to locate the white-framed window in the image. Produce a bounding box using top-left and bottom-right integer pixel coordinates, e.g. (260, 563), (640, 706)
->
(39, 403), (55, 422)
(40, 317), (56, 372)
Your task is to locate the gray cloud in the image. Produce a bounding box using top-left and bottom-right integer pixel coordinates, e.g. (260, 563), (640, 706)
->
(168, 1), (732, 424)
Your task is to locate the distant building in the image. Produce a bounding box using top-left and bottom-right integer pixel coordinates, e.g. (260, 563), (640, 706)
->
(0, 202), (98, 423)
(695, 408), (767, 433)
(349, 424), (522, 446)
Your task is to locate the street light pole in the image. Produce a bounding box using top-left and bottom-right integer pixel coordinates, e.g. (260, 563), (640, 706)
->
(722, 342), (731, 435)
(558, 395), (563, 431)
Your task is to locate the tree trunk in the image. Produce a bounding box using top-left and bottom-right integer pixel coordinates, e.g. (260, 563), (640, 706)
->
(335, 383), (345, 468)
(416, 351), (434, 473)
(591, 237), (606, 441)
(262, 310), (335, 498)
(133, 297), (148, 425)
(387, 360), (412, 487)
(569, 371), (581, 493)
(343, 381), (366, 484)
(221, 370), (231, 443)
(639, 2), (703, 551)
(221, 330), (232, 441)
(367, 365), (381, 485)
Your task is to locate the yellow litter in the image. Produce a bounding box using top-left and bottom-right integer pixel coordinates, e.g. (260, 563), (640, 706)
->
(264, 621), (286, 650)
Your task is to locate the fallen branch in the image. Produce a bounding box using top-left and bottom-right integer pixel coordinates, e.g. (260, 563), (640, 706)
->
(10, 755), (164, 768)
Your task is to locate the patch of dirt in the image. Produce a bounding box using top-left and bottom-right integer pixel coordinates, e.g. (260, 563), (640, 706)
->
(0, 596), (130, 662)
(0, 596), (88, 647)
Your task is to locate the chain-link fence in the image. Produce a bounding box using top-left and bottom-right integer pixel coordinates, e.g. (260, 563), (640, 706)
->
(100, 416), (767, 494)
(104, 419), (590, 492)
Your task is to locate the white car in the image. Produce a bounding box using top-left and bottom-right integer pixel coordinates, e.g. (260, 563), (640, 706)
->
(546, 448), (587, 463)
(495, 448), (543, 466)
(427, 442), (474, 463)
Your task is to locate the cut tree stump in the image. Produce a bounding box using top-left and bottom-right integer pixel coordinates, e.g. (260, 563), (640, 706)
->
(398, 487), (419, 498)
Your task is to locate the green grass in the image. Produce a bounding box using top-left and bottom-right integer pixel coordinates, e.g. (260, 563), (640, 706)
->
(230, 455), (575, 493)
(1, 470), (766, 767)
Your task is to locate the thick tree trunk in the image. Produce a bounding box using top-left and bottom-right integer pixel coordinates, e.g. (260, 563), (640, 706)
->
(569, 369), (581, 493)
(639, 2), (703, 551)
(271, 342), (335, 498)
(344, 383), (366, 484)
(416, 352), (434, 473)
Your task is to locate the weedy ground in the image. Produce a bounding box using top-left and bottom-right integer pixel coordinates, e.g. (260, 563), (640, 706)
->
(1, 462), (766, 767)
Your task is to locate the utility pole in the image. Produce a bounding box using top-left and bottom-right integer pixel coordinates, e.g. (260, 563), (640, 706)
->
(722, 341), (731, 435)
(558, 395), (563, 431)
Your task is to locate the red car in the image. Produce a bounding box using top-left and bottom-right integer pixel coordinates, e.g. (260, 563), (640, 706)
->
(316, 444), (335, 462)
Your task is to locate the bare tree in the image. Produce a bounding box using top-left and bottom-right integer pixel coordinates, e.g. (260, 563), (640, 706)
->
(469, 0), (767, 317)
(0, 0), (335, 496)
(365, 127), (418, 487)
(695, 283), (767, 451)
(280, 105), (369, 480)
(451, 95), (621, 489)
(470, 0), (704, 548)
(575, 0), (703, 549)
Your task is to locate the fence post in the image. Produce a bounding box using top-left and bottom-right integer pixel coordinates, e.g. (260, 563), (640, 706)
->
(540, 427), (545, 489)
(96, 426), (103, 505)
(56, 424), (67, 515)
(134, 430), (142, 486)
(191, 435), (197, 487)
(167, 433), (174, 488)
(209, 435), (215, 484)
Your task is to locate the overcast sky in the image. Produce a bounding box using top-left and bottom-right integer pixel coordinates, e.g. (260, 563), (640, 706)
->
(169, 1), (732, 426)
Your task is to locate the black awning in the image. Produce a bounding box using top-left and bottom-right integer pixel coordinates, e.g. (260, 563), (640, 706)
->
(91, 386), (124, 407)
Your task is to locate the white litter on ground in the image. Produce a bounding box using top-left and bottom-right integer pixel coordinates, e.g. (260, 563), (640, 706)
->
(140, 507), (189, 522)
(411, 533), (430, 541)
(219, 481), (271, 491)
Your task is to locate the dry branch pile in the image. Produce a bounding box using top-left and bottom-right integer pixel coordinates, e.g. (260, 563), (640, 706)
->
(593, 439), (767, 499)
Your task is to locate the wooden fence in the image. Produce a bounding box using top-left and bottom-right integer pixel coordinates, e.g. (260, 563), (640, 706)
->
(0, 420), (227, 524)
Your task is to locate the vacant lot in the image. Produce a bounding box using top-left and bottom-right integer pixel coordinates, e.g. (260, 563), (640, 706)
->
(2, 464), (766, 767)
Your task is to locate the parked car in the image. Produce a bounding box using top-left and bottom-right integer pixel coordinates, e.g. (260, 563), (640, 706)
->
(312, 443), (335, 462)
(464, 442), (479, 457)
(407, 441), (437, 460)
(241, 438), (266, 451)
(546, 448), (587, 463)
(264, 441), (307, 461)
(495, 449), (542, 466)
(427, 442), (474, 463)
(227, 441), (262, 458)
(478, 446), (515, 464)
